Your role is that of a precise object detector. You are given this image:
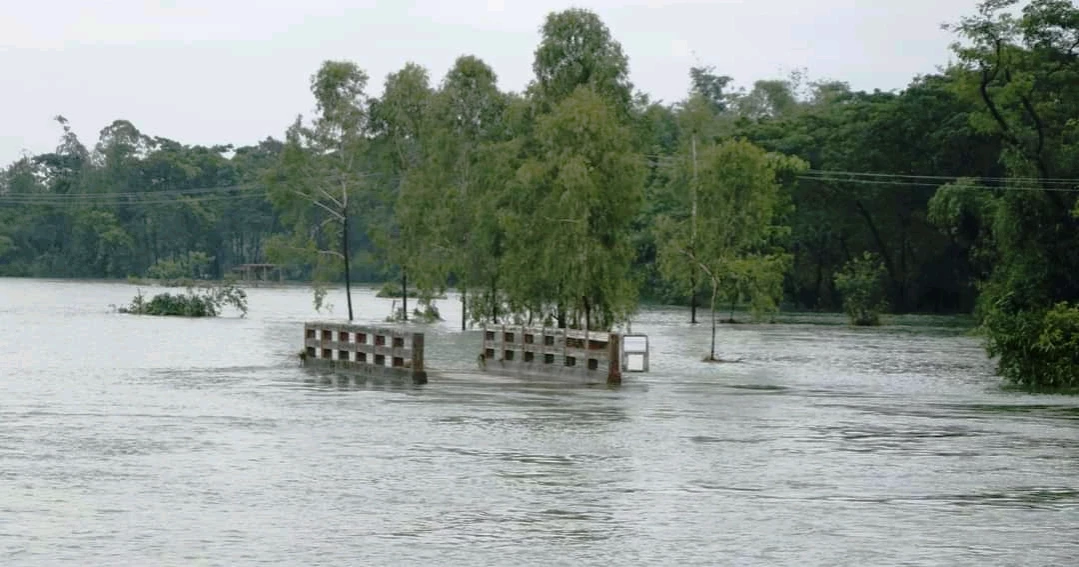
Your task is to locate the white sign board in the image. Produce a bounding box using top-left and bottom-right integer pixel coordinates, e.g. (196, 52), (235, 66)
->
(621, 334), (649, 372)
(623, 335), (648, 353)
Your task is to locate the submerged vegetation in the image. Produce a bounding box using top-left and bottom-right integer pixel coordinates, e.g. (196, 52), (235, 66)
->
(835, 253), (889, 327)
(2, 1), (1077, 387)
(118, 283), (248, 318)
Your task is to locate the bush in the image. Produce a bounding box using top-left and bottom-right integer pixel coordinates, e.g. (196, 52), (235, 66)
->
(984, 296), (1079, 390)
(376, 281), (410, 298)
(118, 283), (248, 318)
(834, 252), (889, 326)
(384, 297), (443, 323)
(375, 281), (446, 299)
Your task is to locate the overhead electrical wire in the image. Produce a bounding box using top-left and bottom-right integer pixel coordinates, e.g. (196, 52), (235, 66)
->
(2, 162), (1079, 207)
(640, 153), (1079, 193)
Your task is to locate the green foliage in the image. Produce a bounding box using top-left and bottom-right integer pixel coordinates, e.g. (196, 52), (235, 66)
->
(118, 283), (248, 318)
(529, 8), (633, 119)
(834, 252), (889, 326)
(376, 282), (411, 298)
(312, 283), (333, 314)
(938, 0), (1079, 388)
(655, 138), (800, 359)
(144, 251), (213, 282)
(502, 86), (645, 330)
(983, 295), (1079, 389)
(267, 60), (372, 320)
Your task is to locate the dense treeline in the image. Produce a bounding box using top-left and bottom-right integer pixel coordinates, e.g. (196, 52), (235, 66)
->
(1, 1), (1077, 386)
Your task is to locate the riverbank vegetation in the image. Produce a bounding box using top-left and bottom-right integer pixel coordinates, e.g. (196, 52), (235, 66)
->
(1, 0), (1076, 387)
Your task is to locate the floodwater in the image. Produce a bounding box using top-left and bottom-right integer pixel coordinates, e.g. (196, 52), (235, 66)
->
(1, 278), (1077, 566)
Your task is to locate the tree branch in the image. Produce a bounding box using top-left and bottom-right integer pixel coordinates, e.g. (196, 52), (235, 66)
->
(979, 42), (1020, 146)
(278, 243), (345, 260)
(315, 186), (344, 209)
(292, 189), (344, 220)
(1016, 91), (1050, 178)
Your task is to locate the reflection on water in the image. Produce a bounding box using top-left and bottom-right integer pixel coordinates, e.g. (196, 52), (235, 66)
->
(1, 278), (1077, 566)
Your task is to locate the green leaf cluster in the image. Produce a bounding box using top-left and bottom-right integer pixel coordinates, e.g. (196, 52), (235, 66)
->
(834, 252), (889, 326)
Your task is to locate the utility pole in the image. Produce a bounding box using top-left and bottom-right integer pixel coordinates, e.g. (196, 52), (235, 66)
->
(690, 134), (699, 325)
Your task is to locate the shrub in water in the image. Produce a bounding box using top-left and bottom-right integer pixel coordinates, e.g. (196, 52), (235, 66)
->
(834, 252), (888, 326)
(119, 283), (248, 318)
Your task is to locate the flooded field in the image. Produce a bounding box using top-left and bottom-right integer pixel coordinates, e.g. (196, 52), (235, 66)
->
(1, 278), (1076, 566)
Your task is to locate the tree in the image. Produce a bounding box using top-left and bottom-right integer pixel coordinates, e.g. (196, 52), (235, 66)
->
(671, 91), (730, 323)
(369, 62), (434, 321)
(942, 0), (1079, 387)
(656, 139), (803, 361)
(419, 55), (507, 329)
(689, 66), (734, 113)
(834, 252), (889, 325)
(267, 60), (371, 320)
(529, 8), (634, 120)
(503, 86), (644, 331)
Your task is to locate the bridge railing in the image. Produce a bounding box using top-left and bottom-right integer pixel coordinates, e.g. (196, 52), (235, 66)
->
(480, 324), (634, 384)
(302, 321), (426, 384)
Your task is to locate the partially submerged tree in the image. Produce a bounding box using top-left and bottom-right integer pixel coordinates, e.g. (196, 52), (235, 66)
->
(422, 55), (508, 330)
(656, 139), (803, 361)
(267, 60), (371, 320)
(503, 86), (645, 331)
(369, 62), (435, 322)
(834, 252), (889, 326)
(940, 0), (1079, 388)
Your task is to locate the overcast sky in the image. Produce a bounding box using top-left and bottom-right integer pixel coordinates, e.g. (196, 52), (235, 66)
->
(1, 0), (982, 164)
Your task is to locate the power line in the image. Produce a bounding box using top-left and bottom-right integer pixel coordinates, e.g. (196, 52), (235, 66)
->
(795, 175), (1079, 193)
(640, 154), (1079, 193)
(800, 169), (1079, 186)
(0, 182), (262, 202)
(4, 162), (1079, 207)
(0, 179), (408, 207)
(642, 152), (1079, 183)
(0, 192), (269, 207)
(0, 170), (407, 206)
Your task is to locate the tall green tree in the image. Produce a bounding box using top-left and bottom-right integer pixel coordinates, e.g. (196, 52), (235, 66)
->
(504, 86), (645, 330)
(369, 62), (434, 321)
(656, 139), (804, 361)
(267, 60), (372, 320)
(529, 8), (634, 121)
(418, 55), (507, 329)
(938, 0), (1079, 387)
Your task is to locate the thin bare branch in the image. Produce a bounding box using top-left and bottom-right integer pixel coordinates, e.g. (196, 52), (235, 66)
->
(292, 189), (344, 220)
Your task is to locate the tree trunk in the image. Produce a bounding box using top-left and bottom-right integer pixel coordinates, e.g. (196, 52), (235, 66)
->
(710, 281), (719, 361)
(584, 296), (591, 336)
(401, 271), (408, 322)
(343, 214), (354, 321)
(854, 200), (899, 306)
(690, 134), (699, 325)
(690, 274), (698, 324)
(461, 284), (467, 331)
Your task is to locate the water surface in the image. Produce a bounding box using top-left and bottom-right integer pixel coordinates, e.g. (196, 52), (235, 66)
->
(1, 279), (1076, 566)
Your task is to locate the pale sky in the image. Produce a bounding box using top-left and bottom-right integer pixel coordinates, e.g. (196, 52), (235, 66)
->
(1, 0), (981, 164)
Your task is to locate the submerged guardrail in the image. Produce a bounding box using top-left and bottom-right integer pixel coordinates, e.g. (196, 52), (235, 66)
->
(301, 321), (427, 384)
(479, 324), (649, 385)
